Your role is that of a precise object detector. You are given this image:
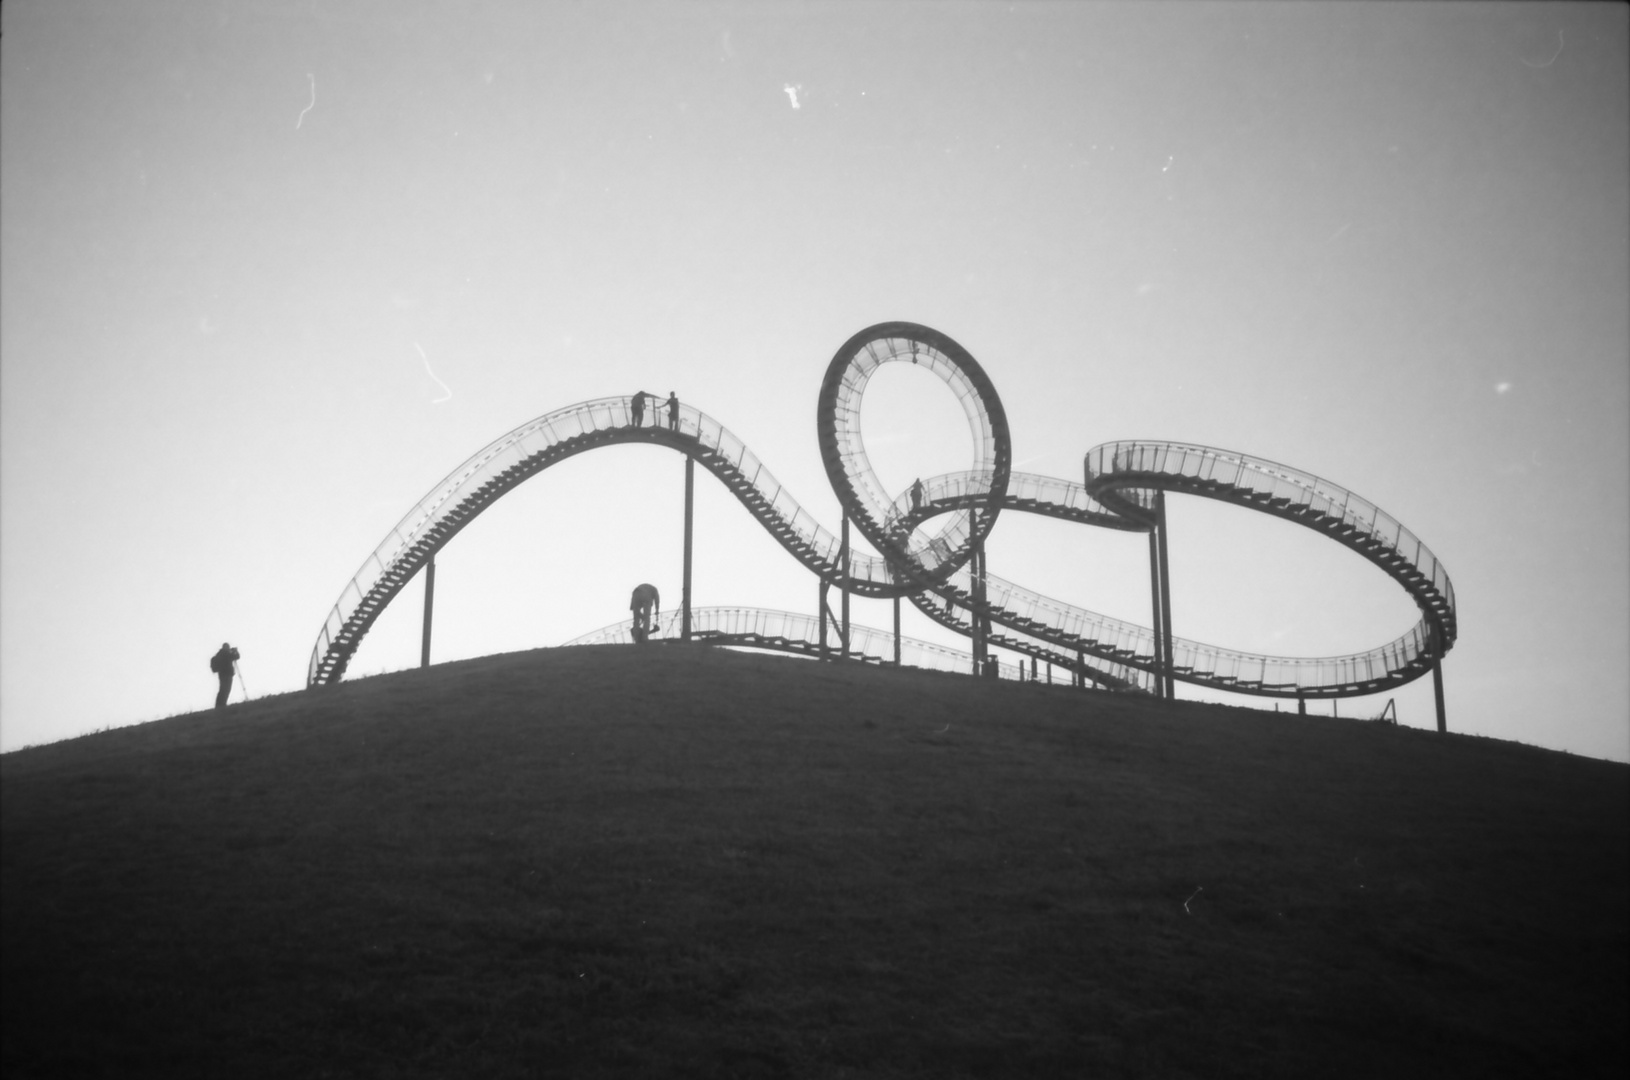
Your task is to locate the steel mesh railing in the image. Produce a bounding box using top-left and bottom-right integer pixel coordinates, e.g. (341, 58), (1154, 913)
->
(1082, 440), (1454, 689)
(314, 393), (1454, 700)
(311, 397), (913, 684)
(563, 606), (1036, 681)
(1088, 441), (1453, 614)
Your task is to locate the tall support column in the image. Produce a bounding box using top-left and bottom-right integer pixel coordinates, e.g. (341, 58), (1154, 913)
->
(420, 556), (436, 668)
(1432, 663), (1447, 733)
(893, 594), (902, 666)
(1147, 522), (1165, 697)
(1154, 491), (1175, 700)
(818, 580), (830, 658)
(840, 515), (851, 655)
(682, 454), (694, 642)
(970, 507), (988, 676)
(979, 544), (993, 677)
(1431, 623), (1448, 733)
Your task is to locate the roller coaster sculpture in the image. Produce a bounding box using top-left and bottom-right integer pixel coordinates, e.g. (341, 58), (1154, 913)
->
(309, 323), (1457, 725)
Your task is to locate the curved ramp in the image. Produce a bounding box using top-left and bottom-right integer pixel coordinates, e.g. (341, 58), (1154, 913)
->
(310, 324), (1458, 702)
(1085, 441), (1456, 694)
(308, 397), (882, 686)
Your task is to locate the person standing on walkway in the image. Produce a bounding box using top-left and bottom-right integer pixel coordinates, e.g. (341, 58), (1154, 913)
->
(631, 390), (648, 428)
(210, 642), (240, 710)
(667, 391), (680, 431)
(911, 478), (925, 511)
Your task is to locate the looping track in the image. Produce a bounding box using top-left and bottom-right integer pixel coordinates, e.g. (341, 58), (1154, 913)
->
(310, 323), (1456, 699)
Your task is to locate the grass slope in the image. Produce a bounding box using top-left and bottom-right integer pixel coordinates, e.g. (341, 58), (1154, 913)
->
(3, 645), (1626, 1079)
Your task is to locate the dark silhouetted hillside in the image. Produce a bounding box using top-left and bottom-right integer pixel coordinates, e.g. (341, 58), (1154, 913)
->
(4, 644), (1626, 1078)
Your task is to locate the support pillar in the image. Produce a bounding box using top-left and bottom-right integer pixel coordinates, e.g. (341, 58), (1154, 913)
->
(893, 595), (902, 666)
(818, 580), (831, 658)
(1154, 491), (1174, 700)
(1434, 654), (1447, 729)
(420, 555), (436, 668)
(971, 507), (988, 676)
(1148, 520), (1165, 697)
(840, 515), (851, 655)
(1420, 618), (1449, 732)
(971, 540), (984, 677)
(682, 454), (694, 642)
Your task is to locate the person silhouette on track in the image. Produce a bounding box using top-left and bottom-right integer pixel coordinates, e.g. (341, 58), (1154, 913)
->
(631, 390), (649, 428)
(210, 642), (240, 710)
(667, 392), (679, 431)
(629, 583), (660, 643)
(911, 478), (925, 511)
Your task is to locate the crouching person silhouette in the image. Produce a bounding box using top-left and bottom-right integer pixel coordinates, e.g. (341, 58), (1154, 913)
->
(210, 642), (240, 710)
(629, 583), (660, 643)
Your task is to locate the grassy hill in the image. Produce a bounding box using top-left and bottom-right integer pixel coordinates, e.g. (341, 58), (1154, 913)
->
(3, 644), (1626, 1079)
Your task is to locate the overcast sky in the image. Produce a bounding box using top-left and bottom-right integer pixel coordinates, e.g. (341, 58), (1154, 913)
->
(3, 1), (1626, 761)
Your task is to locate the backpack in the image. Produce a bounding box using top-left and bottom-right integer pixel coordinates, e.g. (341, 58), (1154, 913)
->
(210, 653), (223, 674)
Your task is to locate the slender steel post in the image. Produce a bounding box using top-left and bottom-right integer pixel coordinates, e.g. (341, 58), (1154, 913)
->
(819, 580), (830, 658)
(970, 507), (987, 675)
(1154, 491), (1175, 699)
(893, 594), (901, 666)
(420, 556), (436, 668)
(980, 543), (992, 677)
(682, 454), (694, 642)
(1148, 518), (1166, 698)
(1432, 646), (1448, 733)
(1420, 618), (1448, 732)
(840, 515), (851, 655)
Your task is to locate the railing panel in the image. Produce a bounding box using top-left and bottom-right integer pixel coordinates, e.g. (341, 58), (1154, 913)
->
(317, 406), (1452, 695)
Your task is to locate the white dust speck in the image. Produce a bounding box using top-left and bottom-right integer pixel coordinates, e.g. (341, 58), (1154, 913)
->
(1494, 381), (1513, 395)
(783, 83), (801, 109)
(296, 73), (316, 129)
(415, 343), (452, 404)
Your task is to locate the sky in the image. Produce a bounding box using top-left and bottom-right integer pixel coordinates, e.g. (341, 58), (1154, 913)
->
(2, 1), (1626, 761)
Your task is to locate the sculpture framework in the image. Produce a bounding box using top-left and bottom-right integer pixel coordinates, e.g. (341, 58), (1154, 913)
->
(308, 323), (1456, 725)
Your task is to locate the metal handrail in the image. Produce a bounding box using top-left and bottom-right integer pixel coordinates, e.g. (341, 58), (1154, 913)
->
(563, 606), (1042, 682)
(1084, 439), (1457, 686)
(309, 396), (910, 684)
(312, 328), (1456, 703)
